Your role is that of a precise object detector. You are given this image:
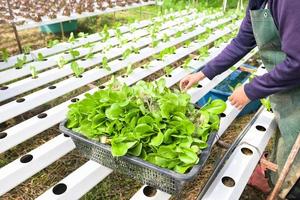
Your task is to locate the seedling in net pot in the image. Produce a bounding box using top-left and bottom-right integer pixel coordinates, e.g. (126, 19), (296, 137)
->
(164, 66), (173, 77)
(122, 48), (132, 60)
(14, 55), (27, 69)
(182, 57), (192, 70)
(47, 39), (59, 48)
(197, 47), (210, 60)
(57, 56), (67, 68)
(70, 49), (80, 59)
(78, 32), (88, 38)
(68, 32), (77, 44)
(37, 53), (46, 61)
(30, 66), (38, 79)
(126, 64), (133, 75)
(0, 48), (9, 62)
(71, 61), (84, 78)
(85, 48), (95, 60)
(23, 45), (31, 55)
(101, 56), (111, 71)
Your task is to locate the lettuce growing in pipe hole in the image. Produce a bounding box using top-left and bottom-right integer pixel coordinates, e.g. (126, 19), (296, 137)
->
(66, 79), (226, 174)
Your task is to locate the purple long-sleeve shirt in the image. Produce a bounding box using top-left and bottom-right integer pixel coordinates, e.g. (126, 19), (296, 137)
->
(201, 0), (300, 100)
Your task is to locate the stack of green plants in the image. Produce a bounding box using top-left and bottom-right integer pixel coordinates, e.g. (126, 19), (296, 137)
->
(66, 79), (226, 173)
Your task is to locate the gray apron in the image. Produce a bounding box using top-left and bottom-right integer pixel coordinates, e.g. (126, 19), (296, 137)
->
(250, 3), (300, 198)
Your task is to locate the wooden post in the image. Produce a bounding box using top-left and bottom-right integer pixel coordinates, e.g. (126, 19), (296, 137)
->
(6, 0), (22, 53)
(268, 134), (300, 200)
(60, 22), (65, 40)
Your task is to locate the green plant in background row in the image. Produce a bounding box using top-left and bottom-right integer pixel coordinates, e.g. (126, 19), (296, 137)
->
(78, 32), (88, 38)
(184, 40), (192, 48)
(30, 66), (38, 79)
(14, 55), (27, 69)
(68, 32), (77, 44)
(37, 53), (45, 61)
(0, 48), (9, 62)
(164, 66), (173, 76)
(101, 56), (111, 71)
(101, 25), (110, 42)
(57, 56), (67, 68)
(23, 45), (31, 55)
(83, 42), (95, 49)
(126, 64), (133, 75)
(122, 48), (132, 60)
(162, 33), (170, 43)
(66, 79), (226, 173)
(261, 98), (272, 112)
(85, 48), (95, 60)
(71, 61), (84, 78)
(70, 49), (80, 59)
(198, 47), (210, 60)
(182, 57), (192, 70)
(47, 39), (59, 48)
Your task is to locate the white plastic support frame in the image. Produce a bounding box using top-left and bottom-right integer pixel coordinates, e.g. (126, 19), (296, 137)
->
(0, 36), (237, 197)
(36, 160), (112, 200)
(0, 17), (237, 123)
(0, 9), (192, 71)
(0, 134), (75, 196)
(0, 11), (204, 84)
(201, 109), (277, 200)
(0, 36), (235, 196)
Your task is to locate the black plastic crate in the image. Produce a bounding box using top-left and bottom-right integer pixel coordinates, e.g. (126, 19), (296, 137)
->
(59, 120), (217, 194)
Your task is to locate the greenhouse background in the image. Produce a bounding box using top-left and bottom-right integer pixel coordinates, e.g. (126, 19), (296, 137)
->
(1, 0), (298, 200)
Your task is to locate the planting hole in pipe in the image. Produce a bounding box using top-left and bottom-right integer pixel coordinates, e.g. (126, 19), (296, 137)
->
(143, 186), (157, 197)
(241, 147), (253, 156)
(64, 51), (69, 54)
(256, 125), (266, 132)
(165, 74), (172, 78)
(197, 84), (203, 88)
(122, 74), (128, 78)
(222, 176), (235, 187)
(71, 98), (79, 103)
(0, 132), (7, 139)
(0, 85), (8, 90)
(16, 98), (25, 103)
(81, 58), (86, 61)
(99, 85), (106, 89)
(262, 66), (266, 69)
(48, 85), (56, 90)
(38, 113), (47, 119)
(20, 154), (33, 163)
(220, 113), (226, 118)
(64, 134), (70, 137)
(52, 183), (67, 195)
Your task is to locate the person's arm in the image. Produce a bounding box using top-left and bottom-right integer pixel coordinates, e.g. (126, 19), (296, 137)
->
(244, 0), (300, 100)
(200, 6), (257, 79)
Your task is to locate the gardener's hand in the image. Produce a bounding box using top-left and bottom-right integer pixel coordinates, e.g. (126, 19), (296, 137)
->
(229, 85), (250, 110)
(180, 71), (206, 92)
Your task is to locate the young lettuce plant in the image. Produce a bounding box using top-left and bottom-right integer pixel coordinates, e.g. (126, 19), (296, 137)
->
(68, 32), (77, 44)
(47, 39), (59, 48)
(71, 61), (84, 78)
(122, 48), (132, 60)
(37, 53), (45, 61)
(126, 64), (133, 75)
(101, 56), (111, 71)
(182, 57), (192, 70)
(30, 66), (38, 79)
(14, 55), (27, 69)
(23, 45), (31, 55)
(164, 66), (173, 77)
(57, 56), (67, 68)
(78, 32), (88, 38)
(0, 48), (9, 62)
(260, 98), (272, 112)
(70, 49), (80, 59)
(84, 48), (95, 60)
